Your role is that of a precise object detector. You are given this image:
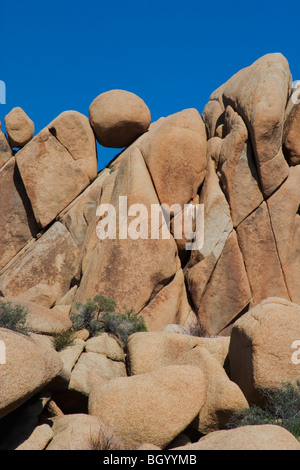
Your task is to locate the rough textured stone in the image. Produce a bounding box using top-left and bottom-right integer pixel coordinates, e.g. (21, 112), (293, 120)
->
(89, 89), (151, 148)
(197, 230), (251, 335)
(267, 166), (300, 304)
(48, 110), (97, 181)
(127, 332), (230, 375)
(0, 121), (12, 168)
(0, 297), (72, 335)
(221, 53), (291, 196)
(16, 283), (60, 308)
(53, 339), (85, 389)
(0, 157), (39, 271)
(185, 348), (248, 433)
(229, 298), (300, 405)
(185, 156), (233, 314)
(0, 329), (62, 419)
(75, 146), (178, 314)
(89, 365), (206, 448)
(283, 97), (300, 166)
(237, 202), (289, 306)
(138, 269), (192, 331)
(59, 169), (109, 249)
(85, 333), (125, 362)
(202, 99), (225, 139)
(174, 425), (300, 450)
(69, 352), (126, 396)
(0, 222), (80, 307)
(5, 107), (34, 148)
(218, 106), (263, 227)
(16, 128), (92, 228)
(46, 414), (124, 450)
(137, 108), (207, 211)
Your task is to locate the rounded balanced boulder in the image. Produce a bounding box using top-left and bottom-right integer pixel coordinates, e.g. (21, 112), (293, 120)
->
(89, 89), (151, 148)
(4, 107), (34, 148)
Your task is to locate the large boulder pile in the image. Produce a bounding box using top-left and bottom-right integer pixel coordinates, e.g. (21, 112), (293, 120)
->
(0, 53), (300, 450)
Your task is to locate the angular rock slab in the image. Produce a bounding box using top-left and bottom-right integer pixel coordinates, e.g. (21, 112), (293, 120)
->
(218, 106), (263, 227)
(48, 110), (97, 181)
(229, 298), (300, 405)
(138, 269), (192, 331)
(0, 121), (12, 169)
(16, 128), (92, 228)
(0, 328), (62, 419)
(89, 365), (206, 448)
(236, 201), (289, 305)
(127, 332), (230, 375)
(184, 156), (233, 315)
(283, 95), (300, 166)
(267, 166), (300, 304)
(0, 222), (80, 307)
(197, 230), (251, 335)
(75, 146), (179, 314)
(0, 157), (38, 272)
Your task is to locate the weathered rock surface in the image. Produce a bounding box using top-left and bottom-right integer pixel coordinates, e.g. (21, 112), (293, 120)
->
(69, 352), (126, 396)
(127, 332), (230, 375)
(46, 414), (124, 450)
(208, 53), (291, 197)
(4, 107), (34, 148)
(48, 110), (97, 181)
(16, 127), (95, 228)
(16, 424), (54, 450)
(283, 96), (300, 166)
(0, 297), (72, 335)
(89, 365), (206, 448)
(187, 348), (248, 433)
(0, 329), (62, 419)
(85, 333), (125, 362)
(0, 222), (80, 307)
(267, 166), (300, 304)
(137, 108), (207, 211)
(236, 202), (289, 306)
(0, 121), (12, 168)
(229, 298), (300, 405)
(89, 89), (151, 148)
(0, 157), (39, 272)
(75, 146), (179, 313)
(174, 425), (300, 450)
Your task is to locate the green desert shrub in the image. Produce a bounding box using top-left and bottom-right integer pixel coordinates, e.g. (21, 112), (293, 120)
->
(70, 294), (147, 344)
(52, 328), (76, 352)
(227, 381), (300, 439)
(0, 301), (29, 335)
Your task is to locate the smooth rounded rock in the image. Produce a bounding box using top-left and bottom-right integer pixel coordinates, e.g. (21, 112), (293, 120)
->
(89, 89), (151, 148)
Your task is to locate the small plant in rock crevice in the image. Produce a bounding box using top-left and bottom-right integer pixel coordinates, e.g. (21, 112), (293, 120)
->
(70, 294), (147, 346)
(52, 328), (76, 352)
(227, 380), (300, 440)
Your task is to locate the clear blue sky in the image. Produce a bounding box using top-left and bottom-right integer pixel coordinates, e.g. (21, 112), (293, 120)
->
(1, 0), (299, 170)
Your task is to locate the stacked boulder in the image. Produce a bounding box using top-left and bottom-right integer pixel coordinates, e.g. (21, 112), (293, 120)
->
(0, 53), (300, 450)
